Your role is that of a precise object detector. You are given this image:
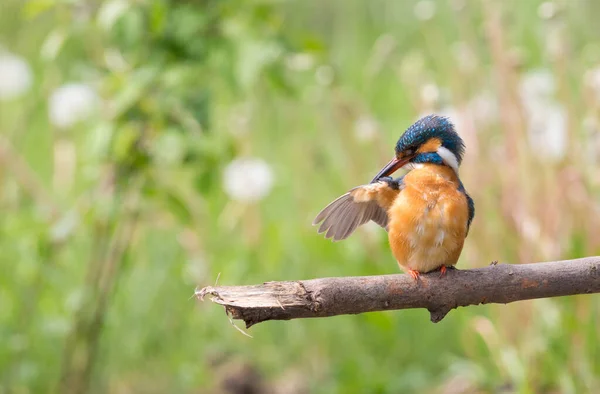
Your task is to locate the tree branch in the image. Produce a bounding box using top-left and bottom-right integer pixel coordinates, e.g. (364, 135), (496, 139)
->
(196, 257), (600, 328)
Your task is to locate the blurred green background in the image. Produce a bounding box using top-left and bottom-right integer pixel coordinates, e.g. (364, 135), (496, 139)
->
(1, 0), (600, 393)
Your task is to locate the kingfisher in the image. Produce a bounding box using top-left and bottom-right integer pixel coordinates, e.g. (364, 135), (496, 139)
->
(313, 115), (474, 280)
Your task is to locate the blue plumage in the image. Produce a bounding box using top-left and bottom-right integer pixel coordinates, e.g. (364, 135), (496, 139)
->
(398, 115), (475, 233)
(458, 181), (475, 233)
(412, 152), (443, 165)
(378, 175), (405, 190)
(395, 115), (465, 164)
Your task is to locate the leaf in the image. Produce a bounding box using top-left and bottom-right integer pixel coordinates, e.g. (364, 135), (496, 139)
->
(109, 68), (158, 119)
(40, 29), (67, 61)
(265, 64), (296, 97)
(97, 0), (131, 31)
(22, 0), (56, 19)
(236, 39), (282, 90)
(163, 190), (192, 224)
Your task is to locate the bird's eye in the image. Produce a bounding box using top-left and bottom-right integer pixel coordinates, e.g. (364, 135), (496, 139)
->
(405, 149), (414, 156)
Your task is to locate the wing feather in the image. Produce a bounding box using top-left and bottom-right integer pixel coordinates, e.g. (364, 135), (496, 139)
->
(313, 192), (351, 225)
(317, 196), (353, 233)
(313, 180), (401, 241)
(371, 203), (389, 229)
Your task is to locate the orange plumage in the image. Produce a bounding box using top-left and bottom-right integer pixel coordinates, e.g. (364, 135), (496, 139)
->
(313, 115), (474, 279)
(387, 164), (469, 274)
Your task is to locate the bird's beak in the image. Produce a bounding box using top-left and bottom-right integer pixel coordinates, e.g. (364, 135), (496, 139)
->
(370, 156), (411, 183)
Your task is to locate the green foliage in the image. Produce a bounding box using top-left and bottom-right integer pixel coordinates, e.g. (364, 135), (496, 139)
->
(1, 0), (600, 393)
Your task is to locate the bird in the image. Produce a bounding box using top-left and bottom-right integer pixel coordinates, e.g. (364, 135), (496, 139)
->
(313, 115), (474, 280)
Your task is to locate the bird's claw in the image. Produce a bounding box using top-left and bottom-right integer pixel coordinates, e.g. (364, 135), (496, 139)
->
(408, 269), (420, 281)
(439, 265), (447, 278)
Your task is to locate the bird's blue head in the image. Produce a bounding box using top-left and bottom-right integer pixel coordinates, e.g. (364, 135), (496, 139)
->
(371, 115), (465, 182)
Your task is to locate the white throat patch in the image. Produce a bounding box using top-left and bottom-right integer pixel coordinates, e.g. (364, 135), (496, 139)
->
(437, 146), (459, 173)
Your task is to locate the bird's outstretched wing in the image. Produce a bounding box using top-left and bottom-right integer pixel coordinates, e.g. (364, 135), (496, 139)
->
(313, 178), (403, 241)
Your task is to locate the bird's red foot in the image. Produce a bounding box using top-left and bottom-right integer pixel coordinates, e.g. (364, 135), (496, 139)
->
(439, 265), (448, 278)
(408, 269), (420, 281)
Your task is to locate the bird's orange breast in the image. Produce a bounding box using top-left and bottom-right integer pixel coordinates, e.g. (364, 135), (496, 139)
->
(387, 165), (469, 273)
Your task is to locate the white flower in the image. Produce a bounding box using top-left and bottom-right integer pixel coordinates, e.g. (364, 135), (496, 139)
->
(519, 69), (555, 112)
(48, 83), (99, 128)
(520, 70), (567, 161)
(0, 53), (32, 100)
(468, 92), (498, 127)
(452, 42), (477, 73)
(538, 2), (557, 19)
(50, 210), (79, 242)
(414, 0), (436, 21)
(526, 104), (567, 160)
(285, 53), (315, 71)
(354, 115), (379, 142)
(223, 157), (274, 203)
(151, 131), (185, 166)
(585, 67), (600, 103)
(398, 52), (425, 83)
(420, 83), (440, 107)
(315, 65), (334, 86)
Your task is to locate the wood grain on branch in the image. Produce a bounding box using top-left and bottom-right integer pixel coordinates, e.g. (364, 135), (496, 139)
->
(196, 257), (600, 328)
